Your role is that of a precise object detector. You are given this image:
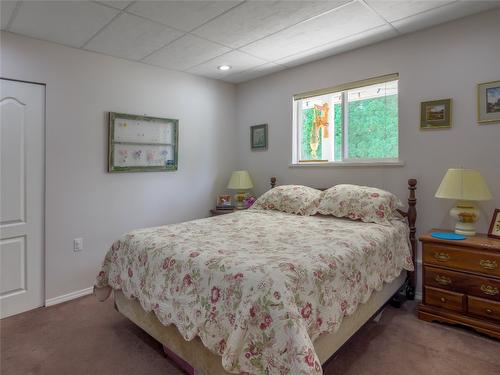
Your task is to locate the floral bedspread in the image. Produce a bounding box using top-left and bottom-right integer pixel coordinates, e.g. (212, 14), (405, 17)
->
(96, 210), (413, 375)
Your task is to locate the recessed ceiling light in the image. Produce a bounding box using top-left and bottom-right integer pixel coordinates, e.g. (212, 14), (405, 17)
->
(217, 65), (231, 71)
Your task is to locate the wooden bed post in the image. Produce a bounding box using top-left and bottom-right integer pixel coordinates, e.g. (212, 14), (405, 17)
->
(406, 179), (417, 300)
(270, 176), (277, 189)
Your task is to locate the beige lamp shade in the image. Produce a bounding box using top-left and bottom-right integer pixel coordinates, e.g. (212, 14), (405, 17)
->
(227, 170), (254, 190)
(435, 168), (492, 201)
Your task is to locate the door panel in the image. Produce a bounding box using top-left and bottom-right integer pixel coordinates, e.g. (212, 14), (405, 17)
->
(0, 79), (45, 318)
(0, 98), (24, 224)
(0, 236), (26, 295)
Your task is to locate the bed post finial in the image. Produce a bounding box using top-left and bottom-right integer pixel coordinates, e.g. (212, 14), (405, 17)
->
(270, 176), (277, 189)
(407, 178), (417, 300)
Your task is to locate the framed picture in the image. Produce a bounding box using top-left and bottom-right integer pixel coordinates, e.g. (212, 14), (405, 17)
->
(420, 99), (452, 129)
(251, 124), (268, 150)
(108, 112), (178, 173)
(488, 209), (500, 239)
(216, 195), (233, 208)
(478, 80), (500, 124)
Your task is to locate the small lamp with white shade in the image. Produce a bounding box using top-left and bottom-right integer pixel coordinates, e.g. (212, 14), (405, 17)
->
(435, 168), (492, 236)
(227, 170), (254, 209)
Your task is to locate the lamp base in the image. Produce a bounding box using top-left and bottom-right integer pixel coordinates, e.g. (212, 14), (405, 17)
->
(234, 191), (248, 209)
(450, 201), (479, 236)
(454, 224), (476, 236)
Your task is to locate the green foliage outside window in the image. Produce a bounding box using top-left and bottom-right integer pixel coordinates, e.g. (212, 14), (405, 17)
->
(347, 94), (398, 159)
(333, 103), (342, 161)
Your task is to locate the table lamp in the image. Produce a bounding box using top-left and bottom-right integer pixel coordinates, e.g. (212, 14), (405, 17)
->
(435, 168), (492, 236)
(227, 170), (253, 209)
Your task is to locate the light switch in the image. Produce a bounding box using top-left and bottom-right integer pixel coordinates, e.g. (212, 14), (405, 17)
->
(74, 238), (83, 252)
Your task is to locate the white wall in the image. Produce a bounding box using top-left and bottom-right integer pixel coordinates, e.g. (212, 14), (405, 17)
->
(235, 10), (500, 265)
(1, 9), (499, 302)
(1, 32), (237, 301)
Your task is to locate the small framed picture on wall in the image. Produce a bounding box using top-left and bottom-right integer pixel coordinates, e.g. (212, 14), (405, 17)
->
(420, 99), (452, 129)
(251, 124), (268, 150)
(478, 80), (500, 124)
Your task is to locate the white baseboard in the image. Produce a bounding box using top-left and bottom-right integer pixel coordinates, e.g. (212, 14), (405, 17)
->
(45, 287), (93, 307)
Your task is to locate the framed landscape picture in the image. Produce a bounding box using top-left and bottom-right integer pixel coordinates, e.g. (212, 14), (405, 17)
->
(478, 80), (500, 124)
(420, 99), (452, 129)
(108, 112), (178, 173)
(251, 124), (268, 150)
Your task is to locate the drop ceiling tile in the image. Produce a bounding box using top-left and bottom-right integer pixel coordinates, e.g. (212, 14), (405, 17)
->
(85, 13), (183, 61)
(366, 1), (453, 22)
(143, 34), (230, 71)
(9, 1), (118, 48)
(187, 50), (267, 79)
(240, 1), (385, 61)
(95, 1), (133, 10)
(392, 1), (500, 34)
(192, 0), (350, 49)
(127, 0), (242, 32)
(223, 62), (286, 83)
(275, 24), (397, 67)
(1, 1), (17, 30)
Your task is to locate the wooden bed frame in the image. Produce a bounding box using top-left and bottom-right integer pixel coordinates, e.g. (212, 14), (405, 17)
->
(115, 177), (418, 374)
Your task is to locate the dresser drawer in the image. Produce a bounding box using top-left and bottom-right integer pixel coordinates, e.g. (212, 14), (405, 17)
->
(468, 296), (500, 321)
(422, 243), (500, 277)
(424, 286), (465, 312)
(424, 266), (500, 302)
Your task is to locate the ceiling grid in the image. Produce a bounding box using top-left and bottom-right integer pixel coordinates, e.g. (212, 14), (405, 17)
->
(1, 0), (498, 83)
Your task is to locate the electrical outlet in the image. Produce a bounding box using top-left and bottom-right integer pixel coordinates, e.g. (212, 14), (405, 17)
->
(73, 238), (83, 252)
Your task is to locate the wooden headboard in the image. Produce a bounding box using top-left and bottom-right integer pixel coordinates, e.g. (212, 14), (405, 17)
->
(269, 176), (417, 300)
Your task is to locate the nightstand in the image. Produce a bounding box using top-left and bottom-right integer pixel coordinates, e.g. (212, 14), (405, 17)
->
(210, 208), (236, 216)
(418, 230), (500, 339)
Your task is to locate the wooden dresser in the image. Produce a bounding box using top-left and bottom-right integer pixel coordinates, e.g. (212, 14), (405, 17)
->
(418, 231), (500, 339)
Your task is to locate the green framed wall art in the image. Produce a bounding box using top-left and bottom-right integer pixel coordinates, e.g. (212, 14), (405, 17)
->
(108, 112), (178, 173)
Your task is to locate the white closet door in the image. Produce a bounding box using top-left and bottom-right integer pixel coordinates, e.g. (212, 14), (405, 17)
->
(0, 79), (45, 318)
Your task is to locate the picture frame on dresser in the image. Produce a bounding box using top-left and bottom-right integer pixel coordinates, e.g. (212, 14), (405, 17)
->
(108, 112), (178, 173)
(488, 209), (500, 239)
(216, 195), (233, 209)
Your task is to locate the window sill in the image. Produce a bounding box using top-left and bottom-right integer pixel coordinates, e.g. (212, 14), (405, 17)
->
(289, 160), (405, 168)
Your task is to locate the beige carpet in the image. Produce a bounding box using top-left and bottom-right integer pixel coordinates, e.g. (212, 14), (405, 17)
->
(1, 295), (499, 375)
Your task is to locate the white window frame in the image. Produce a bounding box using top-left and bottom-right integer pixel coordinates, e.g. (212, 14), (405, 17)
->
(291, 73), (403, 167)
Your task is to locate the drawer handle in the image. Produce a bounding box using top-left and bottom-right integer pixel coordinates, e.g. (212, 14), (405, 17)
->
(435, 275), (452, 286)
(433, 252), (450, 262)
(480, 284), (499, 296)
(485, 308), (493, 314)
(440, 297), (447, 303)
(479, 259), (498, 270)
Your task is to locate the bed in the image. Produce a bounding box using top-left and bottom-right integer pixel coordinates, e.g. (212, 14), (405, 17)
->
(94, 178), (417, 375)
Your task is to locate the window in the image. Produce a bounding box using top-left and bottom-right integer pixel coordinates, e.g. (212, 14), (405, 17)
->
(292, 74), (399, 165)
